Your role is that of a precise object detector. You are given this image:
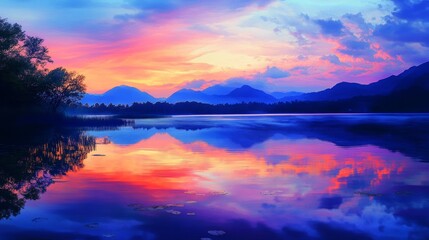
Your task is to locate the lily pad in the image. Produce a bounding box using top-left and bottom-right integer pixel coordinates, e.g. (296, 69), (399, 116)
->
(208, 230), (226, 236)
(85, 223), (99, 229)
(147, 205), (165, 210)
(32, 217), (47, 223)
(166, 203), (184, 207)
(165, 210), (181, 215)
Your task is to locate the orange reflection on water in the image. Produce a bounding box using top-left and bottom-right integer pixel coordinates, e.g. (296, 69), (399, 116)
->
(49, 133), (408, 204)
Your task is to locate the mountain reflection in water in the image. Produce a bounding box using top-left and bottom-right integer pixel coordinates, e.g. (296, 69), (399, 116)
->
(0, 114), (428, 240)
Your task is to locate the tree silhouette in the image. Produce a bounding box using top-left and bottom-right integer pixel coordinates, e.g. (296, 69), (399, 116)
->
(0, 17), (85, 114)
(41, 67), (86, 112)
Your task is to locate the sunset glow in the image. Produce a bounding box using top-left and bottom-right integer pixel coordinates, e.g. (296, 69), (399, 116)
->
(1, 0), (427, 97)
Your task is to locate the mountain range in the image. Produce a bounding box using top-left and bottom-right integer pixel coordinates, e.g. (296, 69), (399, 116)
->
(281, 61), (429, 102)
(82, 84), (285, 105)
(82, 85), (156, 105)
(81, 61), (429, 105)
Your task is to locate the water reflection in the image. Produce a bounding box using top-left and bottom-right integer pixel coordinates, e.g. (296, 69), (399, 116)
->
(0, 129), (95, 220)
(0, 115), (429, 239)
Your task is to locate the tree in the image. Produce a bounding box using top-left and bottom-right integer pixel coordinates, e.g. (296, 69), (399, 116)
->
(1, 18), (86, 114)
(41, 67), (86, 112)
(0, 18), (52, 108)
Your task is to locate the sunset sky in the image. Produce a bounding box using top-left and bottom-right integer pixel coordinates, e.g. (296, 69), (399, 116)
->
(1, 0), (428, 97)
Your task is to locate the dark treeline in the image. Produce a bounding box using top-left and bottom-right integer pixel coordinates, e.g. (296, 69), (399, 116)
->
(70, 87), (429, 115)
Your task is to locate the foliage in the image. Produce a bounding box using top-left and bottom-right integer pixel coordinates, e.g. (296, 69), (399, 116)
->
(0, 17), (85, 112)
(42, 68), (86, 112)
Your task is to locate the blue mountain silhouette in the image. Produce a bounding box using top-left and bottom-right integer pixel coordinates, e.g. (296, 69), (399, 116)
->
(282, 61), (429, 102)
(270, 91), (304, 99)
(82, 85), (157, 105)
(166, 85), (277, 104)
(81, 61), (429, 105)
(225, 85), (277, 103)
(166, 89), (215, 103)
(202, 85), (235, 95)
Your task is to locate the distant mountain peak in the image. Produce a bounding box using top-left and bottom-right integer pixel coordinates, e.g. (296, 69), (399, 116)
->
(228, 85), (267, 95)
(239, 84), (253, 89)
(202, 84), (234, 95)
(111, 85), (137, 89)
(227, 85), (276, 103)
(281, 60), (429, 102)
(105, 85), (142, 94)
(82, 85), (156, 105)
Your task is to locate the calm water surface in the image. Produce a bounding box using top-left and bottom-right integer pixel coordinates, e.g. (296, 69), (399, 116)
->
(1, 114), (429, 239)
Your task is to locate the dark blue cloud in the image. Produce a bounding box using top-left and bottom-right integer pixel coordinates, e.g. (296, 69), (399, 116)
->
(321, 55), (348, 66)
(338, 39), (376, 60)
(262, 66), (291, 78)
(391, 0), (429, 21)
(341, 39), (368, 50)
(218, 66), (290, 92)
(315, 19), (344, 37)
(222, 77), (270, 91)
(374, 19), (429, 47)
(374, 0), (429, 47)
(383, 42), (429, 63)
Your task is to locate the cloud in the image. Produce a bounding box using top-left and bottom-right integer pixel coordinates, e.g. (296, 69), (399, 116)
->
(374, 0), (429, 47)
(261, 66), (291, 78)
(338, 38), (376, 60)
(2, 0), (425, 95)
(374, 20), (429, 47)
(222, 77), (270, 90)
(125, 0), (274, 11)
(390, 0), (429, 21)
(321, 55), (349, 66)
(342, 13), (372, 36)
(290, 66), (310, 75)
(297, 55), (308, 61)
(205, 65), (297, 92)
(180, 79), (215, 89)
(119, 0), (275, 21)
(379, 42), (429, 63)
(315, 18), (344, 36)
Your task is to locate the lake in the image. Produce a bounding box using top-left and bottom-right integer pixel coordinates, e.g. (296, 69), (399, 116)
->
(1, 114), (429, 239)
